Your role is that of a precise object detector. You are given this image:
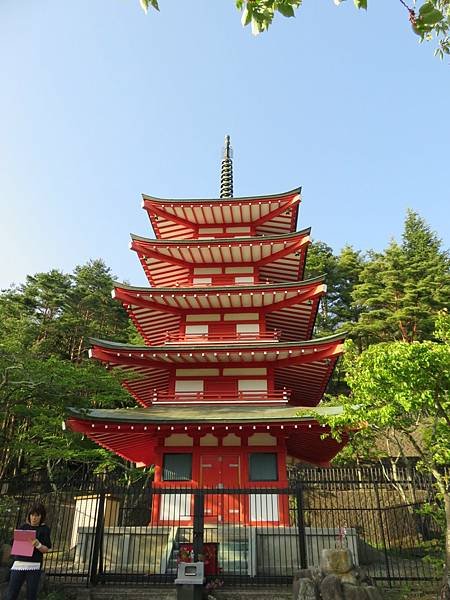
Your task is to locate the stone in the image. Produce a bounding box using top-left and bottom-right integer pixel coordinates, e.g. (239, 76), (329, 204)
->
(294, 568), (321, 581)
(293, 569), (321, 600)
(342, 583), (369, 600)
(365, 586), (384, 600)
(340, 571), (359, 585)
(320, 573), (344, 600)
(321, 549), (354, 575)
(297, 577), (318, 600)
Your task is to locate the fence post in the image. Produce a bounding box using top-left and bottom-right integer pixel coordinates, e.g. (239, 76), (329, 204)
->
(193, 490), (204, 562)
(89, 476), (106, 586)
(373, 473), (392, 586)
(295, 480), (308, 569)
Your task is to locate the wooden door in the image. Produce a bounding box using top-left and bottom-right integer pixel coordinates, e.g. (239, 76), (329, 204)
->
(204, 379), (237, 402)
(200, 454), (241, 523)
(222, 454), (242, 523)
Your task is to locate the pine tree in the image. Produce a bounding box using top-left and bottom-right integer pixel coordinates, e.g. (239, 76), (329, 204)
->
(352, 210), (450, 345)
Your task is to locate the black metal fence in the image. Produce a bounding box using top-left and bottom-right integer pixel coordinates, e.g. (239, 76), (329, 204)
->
(0, 467), (444, 587)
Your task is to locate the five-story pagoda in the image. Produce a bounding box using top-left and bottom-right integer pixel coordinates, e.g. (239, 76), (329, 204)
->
(67, 137), (347, 526)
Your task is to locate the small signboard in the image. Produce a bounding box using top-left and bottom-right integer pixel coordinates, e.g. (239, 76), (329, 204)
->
(11, 530), (35, 557)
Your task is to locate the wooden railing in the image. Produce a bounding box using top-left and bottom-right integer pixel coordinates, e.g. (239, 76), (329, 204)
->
(183, 276), (271, 287)
(151, 390), (291, 404)
(165, 330), (280, 343)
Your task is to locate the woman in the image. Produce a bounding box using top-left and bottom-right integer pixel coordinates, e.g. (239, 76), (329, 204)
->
(6, 503), (52, 600)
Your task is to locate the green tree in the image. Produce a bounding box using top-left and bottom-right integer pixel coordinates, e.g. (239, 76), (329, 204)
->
(305, 241), (340, 336)
(0, 260), (136, 481)
(305, 241), (364, 337)
(65, 260), (130, 361)
(352, 210), (450, 347)
(317, 313), (450, 595)
(139, 0), (450, 57)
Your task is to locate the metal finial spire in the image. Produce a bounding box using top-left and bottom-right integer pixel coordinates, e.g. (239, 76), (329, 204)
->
(220, 135), (233, 198)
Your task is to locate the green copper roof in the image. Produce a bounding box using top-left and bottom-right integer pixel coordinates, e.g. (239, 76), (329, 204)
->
(141, 187), (302, 205)
(130, 228), (311, 246)
(113, 274), (326, 295)
(88, 331), (346, 352)
(68, 404), (343, 424)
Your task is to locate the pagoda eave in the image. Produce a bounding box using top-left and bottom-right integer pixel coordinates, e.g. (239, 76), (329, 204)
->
(141, 187), (301, 207)
(112, 277), (326, 345)
(67, 403), (346, 467)
(113, 276), (326, 312)
(88, 335), (345, 369)
(142, 188), (302, 240)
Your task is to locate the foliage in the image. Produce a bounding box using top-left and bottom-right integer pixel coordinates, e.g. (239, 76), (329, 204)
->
(314, 312), (450, 589)
(138, 0), (450, 57)
(351, 210), (450, 348)
(305, 242), (364, 337)
(0, 260), (137, 482)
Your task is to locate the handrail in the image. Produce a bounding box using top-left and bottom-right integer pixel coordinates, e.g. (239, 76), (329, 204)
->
(165, 330), (280, 343)
(183, 276), (272, 287)
(152, 390), (291, 404)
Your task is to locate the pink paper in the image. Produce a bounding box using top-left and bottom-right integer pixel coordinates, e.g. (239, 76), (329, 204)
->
(11, 530), (35, 557)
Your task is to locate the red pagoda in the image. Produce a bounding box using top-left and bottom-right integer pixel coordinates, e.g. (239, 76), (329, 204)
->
(67, 137), (347, 526)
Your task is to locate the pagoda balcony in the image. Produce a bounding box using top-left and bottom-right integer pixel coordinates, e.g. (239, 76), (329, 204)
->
(164, 330), (281, 343)
(184, 276), (270, 287)
(152, 389), (291, 405)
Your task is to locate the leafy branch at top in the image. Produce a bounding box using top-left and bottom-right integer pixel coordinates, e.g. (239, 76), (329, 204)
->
(138, 0), (450, 58)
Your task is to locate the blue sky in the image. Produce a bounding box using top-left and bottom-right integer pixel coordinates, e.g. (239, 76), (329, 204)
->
(1, 0), (449, 289)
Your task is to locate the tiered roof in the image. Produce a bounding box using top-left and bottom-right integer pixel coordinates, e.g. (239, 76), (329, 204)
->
(130, 229), (310, 287)
(112, 276), (326, 345)
(88, 332), (344, 408)
(67, 405), (348, 467)
(68, 137), (346, 467)
(142, 187), (301, 239)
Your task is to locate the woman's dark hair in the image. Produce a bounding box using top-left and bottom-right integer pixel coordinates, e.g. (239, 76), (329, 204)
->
(27, 503), (46, 523)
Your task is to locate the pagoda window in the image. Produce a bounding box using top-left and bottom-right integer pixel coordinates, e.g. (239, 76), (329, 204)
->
(236, 323), (260, 338)
(235, 276), (254, 284)
(225, 267), (253, 274)
(185, 325), (208, 338)
(175, 380), (204, 393)
(163, 453), (192, 481)
(192, 277), (212, 285)
(238, 380), (267, 392)
(249, 453), (278, 482)
(224, 312), (259, 321)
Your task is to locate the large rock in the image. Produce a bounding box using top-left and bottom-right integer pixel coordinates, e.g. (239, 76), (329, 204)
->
(340, 570), (360, 586)
(321, 549), (353, 575)
(293, 568), (321, 600)
(320, 574), (344, 600)
(294, 568), (321, 581)
(297, 577), (318, 600)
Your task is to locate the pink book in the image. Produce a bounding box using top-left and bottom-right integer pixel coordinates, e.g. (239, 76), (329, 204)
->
(11, 530), (35, 557)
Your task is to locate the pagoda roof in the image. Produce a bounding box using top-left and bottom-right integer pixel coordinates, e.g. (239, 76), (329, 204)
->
(67, 404), (347, 467)
(89, 333), (345, 408)
(113, 276), (325, 345)
(130, 229), (311, 287)
(142, 187), (301, 240)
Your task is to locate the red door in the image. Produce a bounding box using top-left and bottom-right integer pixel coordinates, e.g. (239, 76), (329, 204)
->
(200, 454), (241, 523)
(204, 379), (237, 402)
(208, 322), (236, 342)
(222, 454), (242, 523)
